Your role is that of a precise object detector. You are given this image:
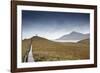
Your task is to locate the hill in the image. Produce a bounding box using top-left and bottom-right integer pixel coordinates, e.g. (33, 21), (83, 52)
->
(78, 38), (90, 44)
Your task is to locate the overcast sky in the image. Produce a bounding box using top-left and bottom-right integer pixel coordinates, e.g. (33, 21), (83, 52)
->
(22, 10), (90, 40)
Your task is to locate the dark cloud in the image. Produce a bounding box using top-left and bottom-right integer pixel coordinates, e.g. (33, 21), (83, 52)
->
(22, 10), (90, 39)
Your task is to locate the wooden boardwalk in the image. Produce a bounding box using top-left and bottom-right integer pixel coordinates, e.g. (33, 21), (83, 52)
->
(28, 45), (34, 62)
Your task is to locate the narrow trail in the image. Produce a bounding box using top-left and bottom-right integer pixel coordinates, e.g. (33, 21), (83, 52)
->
(28, 45), (35, 62)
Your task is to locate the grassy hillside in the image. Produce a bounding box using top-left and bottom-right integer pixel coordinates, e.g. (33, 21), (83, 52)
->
(78, 38), (90, 44)
(22, 36), (90, 62)
(22, 39), (31, 62)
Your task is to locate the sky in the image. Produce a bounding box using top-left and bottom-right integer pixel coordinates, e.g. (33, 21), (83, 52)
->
(22, 10), (90, 40)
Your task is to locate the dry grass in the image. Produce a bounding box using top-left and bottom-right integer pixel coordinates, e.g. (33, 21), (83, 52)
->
(22, 36), (90, 62)
(22, 39), (31, 62)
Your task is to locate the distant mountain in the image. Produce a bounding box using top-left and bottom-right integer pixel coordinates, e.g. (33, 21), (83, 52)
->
(56, 31), (90, 42)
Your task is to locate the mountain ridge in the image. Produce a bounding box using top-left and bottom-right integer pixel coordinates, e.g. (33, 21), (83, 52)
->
(56, 31), (89, 42)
